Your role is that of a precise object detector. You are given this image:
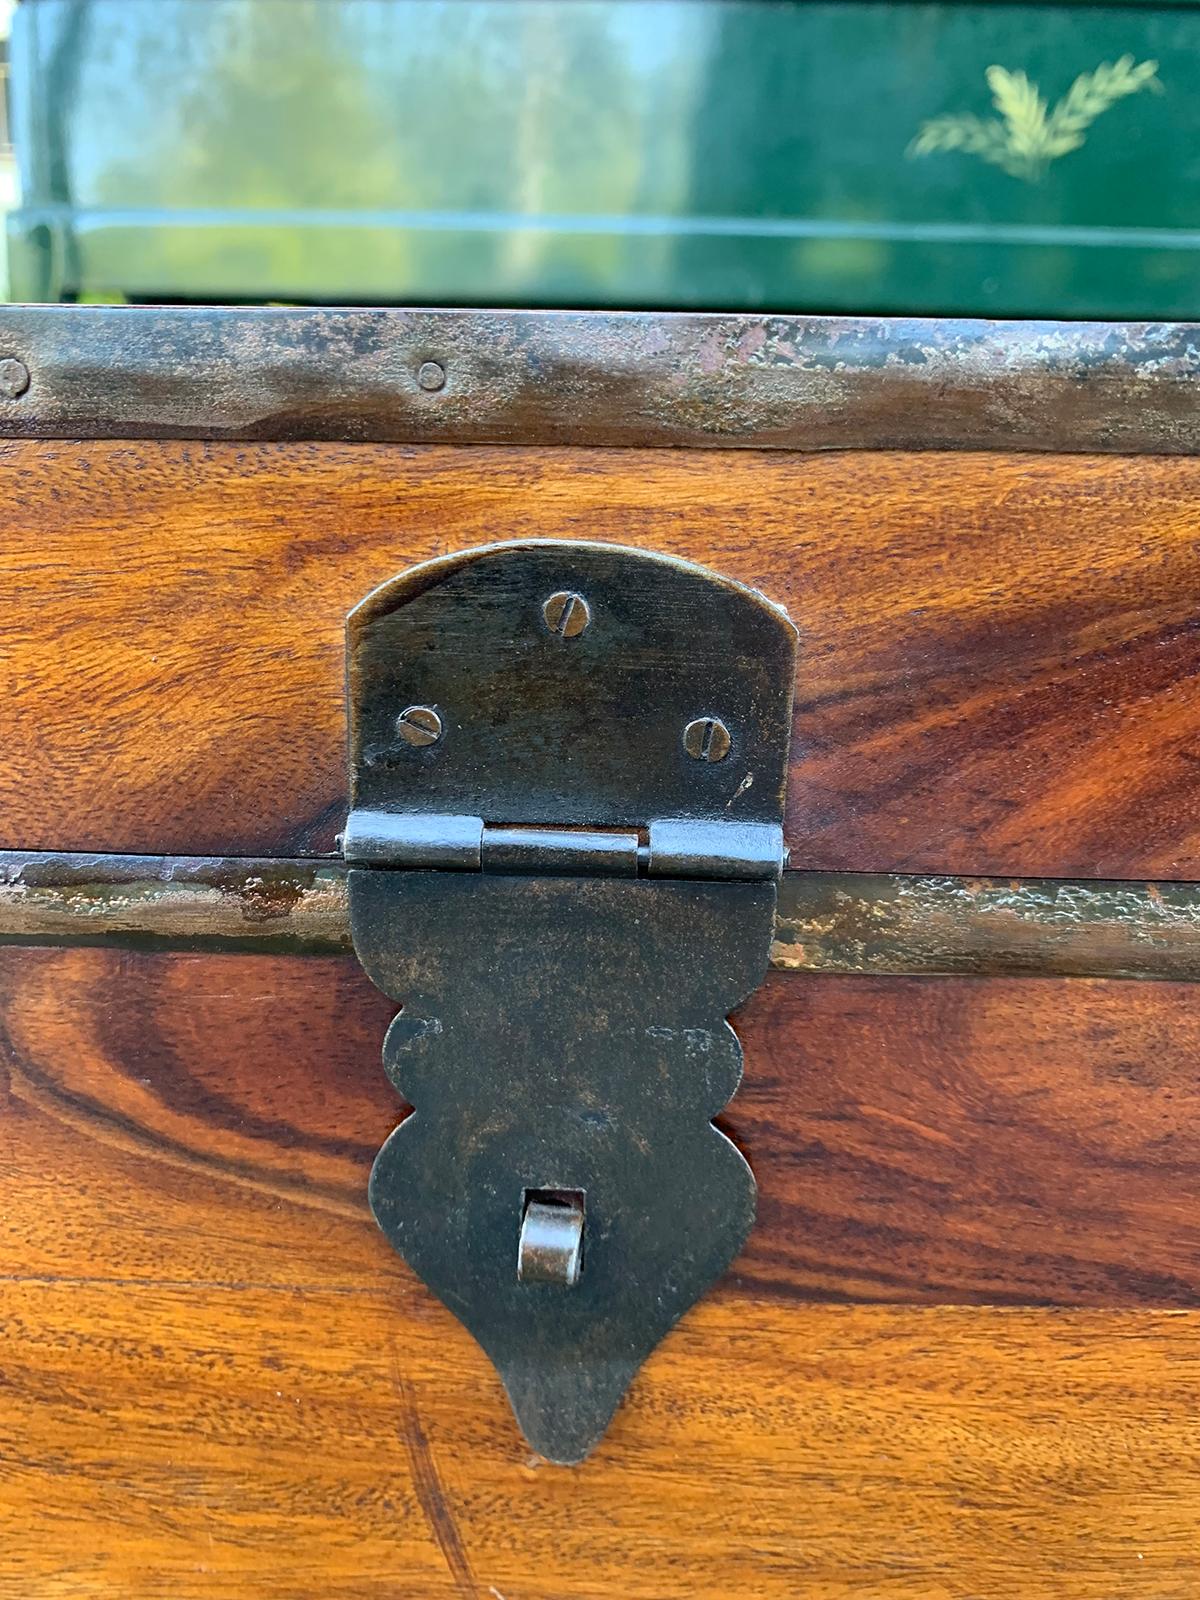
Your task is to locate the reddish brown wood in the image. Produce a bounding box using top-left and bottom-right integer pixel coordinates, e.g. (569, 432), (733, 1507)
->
(6, 442), (1200, 875)
(5, 946), (1200, 1307)
(7, 334), (1200, 1596)
(736, 973), (1200, 1307)
(6, 945), (1200, 1595)
(6, 1284), (1200, 1600)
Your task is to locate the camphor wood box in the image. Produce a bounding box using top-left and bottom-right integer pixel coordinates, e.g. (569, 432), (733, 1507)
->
(5, 307), (1200, 1598)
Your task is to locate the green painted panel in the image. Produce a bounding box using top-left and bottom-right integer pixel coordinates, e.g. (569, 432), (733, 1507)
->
(7, 0), (1199, 314)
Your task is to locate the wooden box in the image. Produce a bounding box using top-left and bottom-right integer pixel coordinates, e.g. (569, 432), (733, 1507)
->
(4, 307), (1200, 1598)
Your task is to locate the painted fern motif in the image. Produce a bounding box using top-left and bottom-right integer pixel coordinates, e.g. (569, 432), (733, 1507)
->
(910, 56), (1161, 182)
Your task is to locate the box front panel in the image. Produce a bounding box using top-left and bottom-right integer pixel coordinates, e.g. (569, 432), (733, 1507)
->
(4, 945), (1200, 1596)
(5, 440), (1200, 876)
(5, 310), (1200, 1597)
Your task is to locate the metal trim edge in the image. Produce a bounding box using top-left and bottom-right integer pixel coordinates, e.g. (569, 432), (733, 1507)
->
(0, 306), (1195, 453)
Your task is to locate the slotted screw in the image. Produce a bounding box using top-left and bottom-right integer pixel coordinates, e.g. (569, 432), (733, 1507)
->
(395, 705), (443, 747)
(683, 716), (731, 763)
(543, 591), (591, 638)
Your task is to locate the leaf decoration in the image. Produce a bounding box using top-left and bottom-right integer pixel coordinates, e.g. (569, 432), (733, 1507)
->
(909, 56), (1162, 182)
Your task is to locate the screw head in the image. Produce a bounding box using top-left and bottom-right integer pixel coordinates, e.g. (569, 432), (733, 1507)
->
(395, 705), (443, 747)
(683, 716), (731, 763)
(543, 591), (591, 638)
(417, 360), (446, 392)
(0, 357), (30, 399)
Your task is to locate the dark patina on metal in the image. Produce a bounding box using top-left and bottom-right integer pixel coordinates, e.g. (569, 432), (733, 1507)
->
(11, 852), (1200, 983)
(1, 305), (1198, 455)
(343, 541), (796, 1462)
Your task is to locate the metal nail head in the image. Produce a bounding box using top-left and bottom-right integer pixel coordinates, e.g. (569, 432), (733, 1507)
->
(683, 716), (732, 763)
(543, 591), (591, 638)
(417, 360), (446, 392)
(395, 705), (443, 747)
(0, 358), (30, 399)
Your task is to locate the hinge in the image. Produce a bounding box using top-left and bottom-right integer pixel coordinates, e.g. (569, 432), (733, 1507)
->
(342, 540), (796, 1463)
(343, 812), (785, 881)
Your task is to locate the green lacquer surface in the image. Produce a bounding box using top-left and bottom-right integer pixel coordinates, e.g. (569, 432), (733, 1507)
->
(7, 0), (1198, 314)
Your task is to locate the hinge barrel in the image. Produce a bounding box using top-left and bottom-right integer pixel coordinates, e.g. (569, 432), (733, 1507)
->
(483, 826), (641, 878)
(343, 811), (783, 883)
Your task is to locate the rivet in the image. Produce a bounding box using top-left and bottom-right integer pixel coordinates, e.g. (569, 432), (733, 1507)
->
(395, 705), (443, 747)
(543, 591), (590, 638)
(0, 357), (30, 399)
(683, 716), (731, 763)
(417, 360), (446, 392)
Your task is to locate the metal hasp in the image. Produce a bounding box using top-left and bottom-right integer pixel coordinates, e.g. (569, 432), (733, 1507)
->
(343, 541), (797, 1463)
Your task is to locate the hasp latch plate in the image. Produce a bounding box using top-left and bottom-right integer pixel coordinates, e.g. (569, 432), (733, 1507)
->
(343, 540), (796, 1462)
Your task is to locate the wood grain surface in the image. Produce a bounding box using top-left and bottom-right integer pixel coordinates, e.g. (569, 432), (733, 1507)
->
(5, 947), (1200, 1305)
(5, 945), (1200, 1595)
(6, 441), (1200, 877)
(6, 1288), (1200, 1600)
(9, 430), (1200, 1592)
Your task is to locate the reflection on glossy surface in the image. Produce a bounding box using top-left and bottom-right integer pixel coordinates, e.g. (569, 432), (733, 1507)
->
(6, 0), (1197, 313)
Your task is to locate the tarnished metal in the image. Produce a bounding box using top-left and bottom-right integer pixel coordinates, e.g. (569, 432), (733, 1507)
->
(1, 307), (1200, 455)
(415, 361), (446, 393)
(344, 817), (782, 882)
(647, 819), (784, 882)
(342, 812), (484, 870)
(683, 716), (731, 764)
(772, 872), (1200, 979)
(346, 541), (795, 834)
(481, 827), (641, 879)
(0, 852), (352, 954)
(344, 540), (796, 1462)
(12, 853), (1200, 983)
(0, 357), (30, 399)
(393, 705), (443, 747)
(542, 590), (591, 639)
(353, 869), (775, 1463)
(517, 1194), (585, 1289)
